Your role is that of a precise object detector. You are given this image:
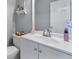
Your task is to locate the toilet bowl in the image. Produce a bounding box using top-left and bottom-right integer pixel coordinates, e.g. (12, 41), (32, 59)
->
(7, 46), (19, 59)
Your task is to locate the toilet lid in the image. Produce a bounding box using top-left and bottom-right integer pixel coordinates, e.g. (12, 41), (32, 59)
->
(7, 46), (19, 56)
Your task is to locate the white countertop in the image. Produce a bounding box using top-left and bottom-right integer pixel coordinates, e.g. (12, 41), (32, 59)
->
(21, 31), (72, 55)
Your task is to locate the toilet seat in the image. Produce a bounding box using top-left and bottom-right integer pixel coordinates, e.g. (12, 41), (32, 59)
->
(7, 46), (19, 56)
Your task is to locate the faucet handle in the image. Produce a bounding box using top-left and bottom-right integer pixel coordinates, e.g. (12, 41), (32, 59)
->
(47, 26), (53, 32)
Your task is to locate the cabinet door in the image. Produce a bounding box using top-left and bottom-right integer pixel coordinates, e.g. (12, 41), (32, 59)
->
(39, 45), (72, 59)
(21, 38), (38, 59)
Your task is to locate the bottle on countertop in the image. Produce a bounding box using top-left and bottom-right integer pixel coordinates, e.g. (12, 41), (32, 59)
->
(64, 28), (69, 42)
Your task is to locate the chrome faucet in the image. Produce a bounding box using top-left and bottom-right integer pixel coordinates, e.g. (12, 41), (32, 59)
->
(43, 26), (53, 37)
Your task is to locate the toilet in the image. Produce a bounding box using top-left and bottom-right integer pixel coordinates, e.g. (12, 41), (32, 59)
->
(7, 46), (19, 59)
(7, 34), (20, 59)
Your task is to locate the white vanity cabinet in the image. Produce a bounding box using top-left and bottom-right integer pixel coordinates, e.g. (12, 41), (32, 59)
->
(21, 38), (38, 59)
(21, 38), (72, 59)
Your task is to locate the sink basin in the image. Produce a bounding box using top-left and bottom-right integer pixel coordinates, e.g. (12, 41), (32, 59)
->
(33, 32), (71, 45)
(35, 35), (60, 44)
(33, 31), (72, 42)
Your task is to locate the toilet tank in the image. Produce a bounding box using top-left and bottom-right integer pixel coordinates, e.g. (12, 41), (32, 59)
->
(13, 34), (21, 49)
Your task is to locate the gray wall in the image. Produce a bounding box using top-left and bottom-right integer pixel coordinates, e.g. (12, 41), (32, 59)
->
(35, 0), (51, 30)
(15, 0), (32, 33)
(7, 0), (16, 46)
(15, 0), (70, 34)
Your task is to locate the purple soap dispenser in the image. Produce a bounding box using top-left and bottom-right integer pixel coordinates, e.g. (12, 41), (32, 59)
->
(64, 28), (69, 42)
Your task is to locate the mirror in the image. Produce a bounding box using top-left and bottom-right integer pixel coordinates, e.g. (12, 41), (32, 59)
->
(35, 0), (72, 34)
(50, 0), (71, 34)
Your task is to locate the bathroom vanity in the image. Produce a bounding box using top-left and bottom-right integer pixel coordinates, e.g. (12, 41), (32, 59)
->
(20, 31), (72, 59)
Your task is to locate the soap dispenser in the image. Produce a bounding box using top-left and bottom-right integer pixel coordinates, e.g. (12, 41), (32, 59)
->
(64, 28), (69, 42)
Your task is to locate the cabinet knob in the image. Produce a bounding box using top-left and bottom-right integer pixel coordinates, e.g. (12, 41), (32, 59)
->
(34, 48), (37, 51)
(39, 50), (42, 53)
